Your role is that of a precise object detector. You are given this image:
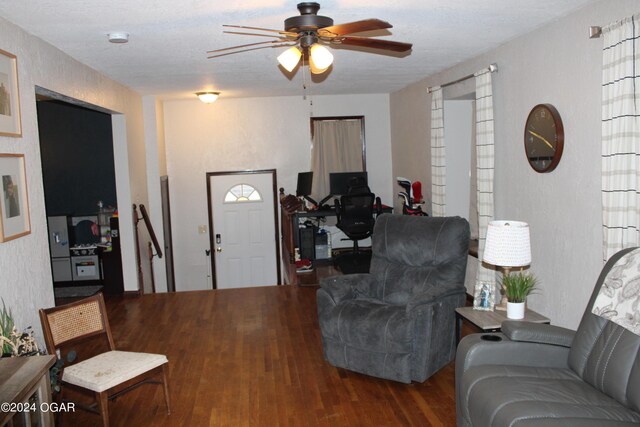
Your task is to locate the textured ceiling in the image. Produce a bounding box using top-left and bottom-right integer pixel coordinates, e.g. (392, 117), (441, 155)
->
(0, 0), (598, 100)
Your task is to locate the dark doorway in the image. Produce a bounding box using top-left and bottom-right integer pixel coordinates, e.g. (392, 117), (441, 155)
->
(37, 98), (124, 299)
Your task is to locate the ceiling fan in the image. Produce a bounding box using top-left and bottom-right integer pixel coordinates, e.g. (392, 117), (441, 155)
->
(207, 2), (413, 75)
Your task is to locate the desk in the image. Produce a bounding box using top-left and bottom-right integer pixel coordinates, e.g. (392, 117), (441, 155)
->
(0, 355), (56, 426)
(455, 306), (550, 344)
(293, 205), (393, 258)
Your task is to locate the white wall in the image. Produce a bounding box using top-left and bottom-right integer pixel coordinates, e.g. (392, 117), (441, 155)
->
(390, 0), (640, 329)
(162, 94), (392, 291)
(143, 96), (168, 293)
(0, 17), (148, 342)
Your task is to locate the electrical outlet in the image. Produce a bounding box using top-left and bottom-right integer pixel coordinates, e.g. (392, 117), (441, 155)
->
(198, 225), (207, 234)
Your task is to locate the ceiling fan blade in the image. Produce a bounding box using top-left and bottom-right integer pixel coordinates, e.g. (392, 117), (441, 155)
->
(223, 30), (296, 40)
(223, 24), (297, 36)
(207, 43), (295, 59)
(207, 40), (291, 54)
(318, 19), (392, 37)
(336, 36), (412, 52)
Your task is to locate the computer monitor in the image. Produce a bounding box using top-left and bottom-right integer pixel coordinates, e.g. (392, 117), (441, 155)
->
(296, 171), (318, 207)
(329, 172), (368, 196)
(296, 171), (313, 196)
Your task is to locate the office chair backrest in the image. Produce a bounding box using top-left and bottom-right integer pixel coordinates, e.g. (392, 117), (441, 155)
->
(346, 176), (371, 194)
(336, 192), (376, 239)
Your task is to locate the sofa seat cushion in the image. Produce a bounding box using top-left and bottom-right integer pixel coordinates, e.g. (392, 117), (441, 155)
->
(461, 365), (640, 426)
(62, 350), (168, 392)
(320, 299), (413, 354)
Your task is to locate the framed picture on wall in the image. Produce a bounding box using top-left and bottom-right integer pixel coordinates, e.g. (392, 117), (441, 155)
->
(0, 154), (30, 242)
(0, 49), (22, 137)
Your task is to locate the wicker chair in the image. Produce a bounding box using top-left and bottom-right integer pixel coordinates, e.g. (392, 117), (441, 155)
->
(39, 293), (170, 427)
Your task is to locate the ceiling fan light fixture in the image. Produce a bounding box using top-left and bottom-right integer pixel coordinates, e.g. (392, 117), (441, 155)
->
(195, 91), (220, 103)
(277, 46), (302, 72)
(309, 43), (333, 74)
(309, 60), (328, 75)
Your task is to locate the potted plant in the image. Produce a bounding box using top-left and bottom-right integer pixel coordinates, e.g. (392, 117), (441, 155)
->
(501, 272), (537, 319)
(0, 299), (39, 357)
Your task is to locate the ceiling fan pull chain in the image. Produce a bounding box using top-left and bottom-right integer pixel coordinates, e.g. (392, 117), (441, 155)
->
(301, 56), (314, 115)
(302, 55), (309, 100)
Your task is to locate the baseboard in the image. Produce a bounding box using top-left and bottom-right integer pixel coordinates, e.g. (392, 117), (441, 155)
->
(123, 290), (141, 297)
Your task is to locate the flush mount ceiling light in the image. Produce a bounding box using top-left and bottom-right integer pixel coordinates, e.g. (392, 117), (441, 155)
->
(207, 2), (412, 76)
(195, 91), (220, 103)
(107, 32), (129, 44)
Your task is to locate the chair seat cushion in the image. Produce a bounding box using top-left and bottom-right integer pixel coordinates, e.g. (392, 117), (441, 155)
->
(322, 299), (413, 353)
(63, 350), (168, 392)
(461, 365), (640, 426)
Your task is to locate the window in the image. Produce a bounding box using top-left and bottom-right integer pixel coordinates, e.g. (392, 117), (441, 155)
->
(224, 184), (262, 203)
(310, 117), (365, 201)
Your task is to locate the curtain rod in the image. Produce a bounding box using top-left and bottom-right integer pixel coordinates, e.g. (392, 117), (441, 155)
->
(590, 26), (602, 38)
(426, 63), (498, 94)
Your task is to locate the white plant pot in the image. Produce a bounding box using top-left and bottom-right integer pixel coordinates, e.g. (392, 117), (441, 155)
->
(507, 302), (525, 319)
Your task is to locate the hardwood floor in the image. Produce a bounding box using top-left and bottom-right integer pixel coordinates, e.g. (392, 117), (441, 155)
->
(59, 283), (465, 426)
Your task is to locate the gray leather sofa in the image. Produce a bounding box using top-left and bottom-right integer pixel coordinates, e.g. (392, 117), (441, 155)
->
(456, 247), (640, 426)
(317, 214), (470, 383)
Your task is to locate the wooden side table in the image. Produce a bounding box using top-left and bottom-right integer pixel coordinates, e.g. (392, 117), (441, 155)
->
(455, 306), (550, 344)
(0, 355), (56, 427)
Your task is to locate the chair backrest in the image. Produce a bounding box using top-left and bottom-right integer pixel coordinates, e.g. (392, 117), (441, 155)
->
(39, 293), (115, 358)
(336, 192), (376, 240)
(568, 247), (640, 414)
(346, 176), (371, 194)
(368, 214), (470, 305)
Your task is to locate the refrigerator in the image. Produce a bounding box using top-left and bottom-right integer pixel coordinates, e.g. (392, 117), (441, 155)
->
(47, 216), (72, 282)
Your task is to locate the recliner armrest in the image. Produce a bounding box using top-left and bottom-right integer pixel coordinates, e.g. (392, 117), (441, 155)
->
(318, 274), (377, 306)
(456, 332), (572, 379)
(501, 321), (575, 347)
(406, 282), (465, 312)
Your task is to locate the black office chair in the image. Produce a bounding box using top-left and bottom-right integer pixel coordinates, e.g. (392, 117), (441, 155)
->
(334, 191), (381, 273)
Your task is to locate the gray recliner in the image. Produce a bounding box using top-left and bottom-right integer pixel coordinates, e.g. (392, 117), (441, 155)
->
(317, 214), (470, 383)
(456, 247), (640, 426)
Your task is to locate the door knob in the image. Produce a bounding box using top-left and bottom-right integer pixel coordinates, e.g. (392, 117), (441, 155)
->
(216, 247), (223, 253)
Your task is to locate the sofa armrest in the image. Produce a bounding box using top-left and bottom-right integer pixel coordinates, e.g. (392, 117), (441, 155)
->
(501, 321), (575, 347)
(318, 274), (376, 306)
(455, 333), (571, 379)
(406, 282), (465, 312)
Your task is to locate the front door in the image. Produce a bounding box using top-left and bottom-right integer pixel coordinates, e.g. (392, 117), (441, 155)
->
(207, 170), (280, 289)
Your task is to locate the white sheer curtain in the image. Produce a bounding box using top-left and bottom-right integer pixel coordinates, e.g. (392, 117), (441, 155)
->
(602, 14), (640, 262)
(474, 70), (496, 288)
(430, 87), (446, 216)
(310, 119), (363, 201)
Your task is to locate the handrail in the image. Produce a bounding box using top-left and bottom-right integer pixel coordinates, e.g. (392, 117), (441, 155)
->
(138, 204), (163, 258)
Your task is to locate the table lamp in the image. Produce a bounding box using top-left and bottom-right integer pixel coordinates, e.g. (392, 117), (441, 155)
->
(482, 220), (531, 310)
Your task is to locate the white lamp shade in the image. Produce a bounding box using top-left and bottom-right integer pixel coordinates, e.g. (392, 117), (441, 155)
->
(196, 92), (219, 103)
(483, 220), (531, 267)
(277, 47), (302, 72)
(309, 44), (333, 74)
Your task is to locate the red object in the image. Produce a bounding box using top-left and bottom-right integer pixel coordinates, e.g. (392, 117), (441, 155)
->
(295, 259), (312, 268)
(412, 181), (423, 204)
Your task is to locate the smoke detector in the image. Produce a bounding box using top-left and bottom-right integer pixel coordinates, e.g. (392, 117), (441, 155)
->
(108, 33), (129, 44)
